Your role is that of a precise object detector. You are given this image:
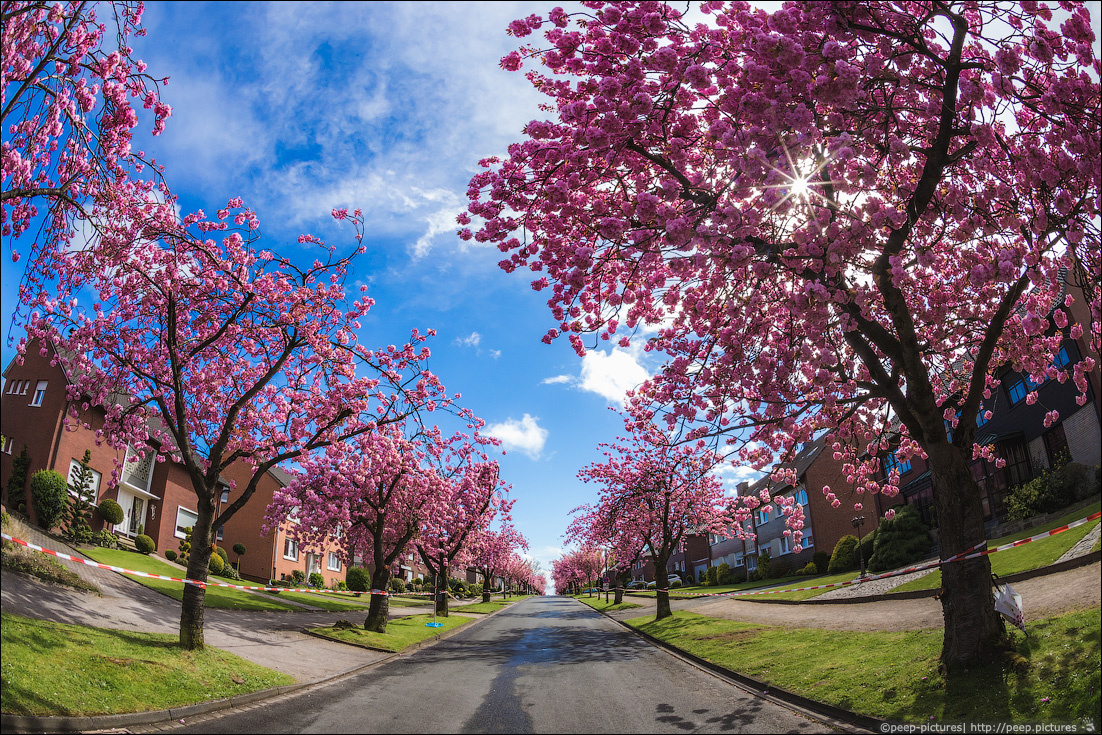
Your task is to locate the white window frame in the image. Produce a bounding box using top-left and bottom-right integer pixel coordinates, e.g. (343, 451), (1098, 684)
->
(30, 380), (48, 406)
(734, 553), (745, 567)
(283, 537), (299, 561)
(21, 380), (30, 394)
(756, 507), (771, 525)
(780, 535), (792, 555)
(802, 534), (813, 549)
(327, 552), (342, 572)
(216, 526), (224, 541)
(1, 436), (12, 454)
(66, 458), (102, 500)
(220, 489), (230, 504)
(175, 507), (198, 539)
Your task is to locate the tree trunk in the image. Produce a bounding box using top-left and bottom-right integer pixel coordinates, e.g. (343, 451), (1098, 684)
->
(436, 566), (449, 617)
(655, 586), (672, 620)
(927, 442), (1007, 671)
(614, 586), (623, 604)
(179, 510), (214, 650)
(365, 567), (391, 633)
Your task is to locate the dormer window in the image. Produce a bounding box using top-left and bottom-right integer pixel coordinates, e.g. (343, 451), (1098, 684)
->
(122, 445), (154, 493)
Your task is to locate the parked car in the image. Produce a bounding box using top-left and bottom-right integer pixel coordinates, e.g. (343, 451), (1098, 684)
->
(626, 580), (647, 589)
(667, 574), (681, 584)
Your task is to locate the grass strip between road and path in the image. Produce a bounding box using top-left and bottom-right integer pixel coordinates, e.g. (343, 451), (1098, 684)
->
(80, 548), (305, 612)
(260, 589), (371, 612)
(308, 613), (471, 652)
(625, 608), (1101, 725)
(892, 501), (1101, 594)
(571, 594), (643, 613)
(0, 611), (294, 717)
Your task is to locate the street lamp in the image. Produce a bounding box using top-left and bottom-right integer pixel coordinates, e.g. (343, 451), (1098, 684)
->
(851, 516), (867, 578)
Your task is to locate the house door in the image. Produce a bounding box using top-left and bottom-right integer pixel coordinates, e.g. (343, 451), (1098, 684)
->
(306, 553), (321, 576)
(128, 497), (145, 536)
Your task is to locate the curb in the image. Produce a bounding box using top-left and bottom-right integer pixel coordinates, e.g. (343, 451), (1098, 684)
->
(589, 603), (887, 734)
(0, 600), (511, 734)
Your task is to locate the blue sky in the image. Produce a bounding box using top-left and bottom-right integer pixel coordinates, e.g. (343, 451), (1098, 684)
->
(0, 1), (766, 586)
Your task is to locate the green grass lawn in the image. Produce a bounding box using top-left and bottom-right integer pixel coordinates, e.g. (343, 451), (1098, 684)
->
(571, 594), (643, 613)
(627, 608), (1100, 724)
(893, 502), (1101, 594)
(308, 614), (471, 652)
(302, 590), (433, 607)
(622, 572), (857, 602)
(0, 612), (294, 717)
(81, 548), (303, 612)
(261, 589), (370, 611)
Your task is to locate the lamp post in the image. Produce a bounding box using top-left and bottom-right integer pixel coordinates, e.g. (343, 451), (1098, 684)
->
(851, 516), (867, 578)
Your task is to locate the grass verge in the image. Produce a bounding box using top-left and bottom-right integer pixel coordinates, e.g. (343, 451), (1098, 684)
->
(0, 514), (99, 594)
(81, 548), (303, 612)
(571, 595), (643, 613)
(0, 612), (294, 717)
(261, 589), (370, 611)
(893, 503), (1101, 594)
(308, 614), (471, 652)
(626, 608), (1100, 724)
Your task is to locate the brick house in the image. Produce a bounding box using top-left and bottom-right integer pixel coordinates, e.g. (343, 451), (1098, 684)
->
(1, 341), (347, 588)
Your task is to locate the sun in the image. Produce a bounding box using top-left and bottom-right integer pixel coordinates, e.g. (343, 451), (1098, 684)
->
(790, 176), (810, 199)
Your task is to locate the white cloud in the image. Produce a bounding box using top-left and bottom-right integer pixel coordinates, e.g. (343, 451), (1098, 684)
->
(579, 348), (650, 405)
(541, 374), (573, 385)
(486, 414), (548, 460)
(455, 331), (482, 348)
(489, 349), (502, 359)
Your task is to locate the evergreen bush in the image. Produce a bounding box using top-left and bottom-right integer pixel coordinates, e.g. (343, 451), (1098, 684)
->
(827, 534), (860, 573)
(30, 469), (68, 530)
(799, 562), (818, 575)
(165, 549), (178, 562)
(757, 549), (772, 579)
(6, 445), (31, 508)
(859, 529), (878, 570)
(177, 526), (193, 565)
(670, 579), (682, 588)
(90, 529), (117, 548)
(717, 562), (733, 585)
(389, 577), (406, 594)
(346, 566), (369, 592)
(705, 565), (719, 586)
(213, 545), (228, 564)
(219, 563), (240, 581)
(813, 551), (831, 575)
(1006, 462), (1099, 521)
(97, 498), (124, 525)
(868, 506), (932, 573)
(308, 572), (324, 588)
(134, 534), (155, 554)
(208, 552), (225, 575)
(291, 569), (307, 585)
(64, 451), (97, 545)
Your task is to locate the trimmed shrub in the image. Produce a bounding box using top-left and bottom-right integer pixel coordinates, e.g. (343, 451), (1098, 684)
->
(213, 545), (228, 564)
(757, 549), (772, 579)
(64, 450), (96, 545)
(177, 526), (193, 565)
(670, 579), (682, 588)
(30, 469), (68, 530)
(291, 569), (307, 585)
(704, 565), (719, 586)
(1006, 462), (1099, 521)
(346, 566), (369, 592)
(336, 580), (348, 591)
(208, 552), (225, 575)
(134, 534), (155, 554)
(165, 549), (178, 562)
(859, 529), (878, 569)
(232, 542), (247, 556)
(813, 551), (831, 576)
(98, 498), (124, 525)
(308, 572), (324, 588)
(771, 558), (791, 579)
(389, 577), (406, 594)
(6, 445), (31, 506)
(827, 534), (860, 573)
(748, 569), (762, 582)
(90, 529), (118, 548)
(219, 563), (240, 581)
(868, 506), (932, 573)
(799, 562), (818, 575)
(716, 562), (733, 585)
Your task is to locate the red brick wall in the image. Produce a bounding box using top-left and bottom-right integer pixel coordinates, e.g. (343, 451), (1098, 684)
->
(803, 448), (895, 558)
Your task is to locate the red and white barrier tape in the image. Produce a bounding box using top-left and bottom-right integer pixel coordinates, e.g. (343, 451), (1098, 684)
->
(621, 510), (1101, 600)
(0, 533), (449, 599)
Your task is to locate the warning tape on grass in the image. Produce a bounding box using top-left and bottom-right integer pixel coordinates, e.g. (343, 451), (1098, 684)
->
(0, 533), (448, 598)
(618, 510), (1101, 601)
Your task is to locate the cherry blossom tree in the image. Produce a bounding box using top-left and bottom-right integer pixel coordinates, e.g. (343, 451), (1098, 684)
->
(265, 423), (467, 633)
(469, 520), (528, 602)
(23, 203), (465, 649)
(570, 419), (737, 620)
(2, 1), (171, 318)
(417, 460), (510, 617)
(468, 1), (1100, 669)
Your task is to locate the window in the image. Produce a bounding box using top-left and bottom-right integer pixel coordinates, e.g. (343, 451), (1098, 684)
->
(1043, 425), (1069, 468)
(66, 459), (102, 500)
(122, 445), (154, 492)
(283, 537), (299, 561)
(884, 451), (912, 475)
(327, 552), (342, 572)
(976, 407), (990, 427)
(794, 489), (808, 506)
(780, 535), (792, 555)
(733, 553), (745, 567)
(220, 490), (230, 504)
(216, 526), (224, 541)
(755, 507), (771, 525)
(1, 436), (11, 454)
(175, 507), (198, 539)
(30, 381), (48, 406)
(801, 534), (813, 549)
(747, 555), (758, 571)
(1053, 346), (1071, 368)
(709, 533), (726, 545)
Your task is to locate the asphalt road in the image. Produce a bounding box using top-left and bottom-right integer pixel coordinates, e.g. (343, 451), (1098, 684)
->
(168, 596), (831, 734)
